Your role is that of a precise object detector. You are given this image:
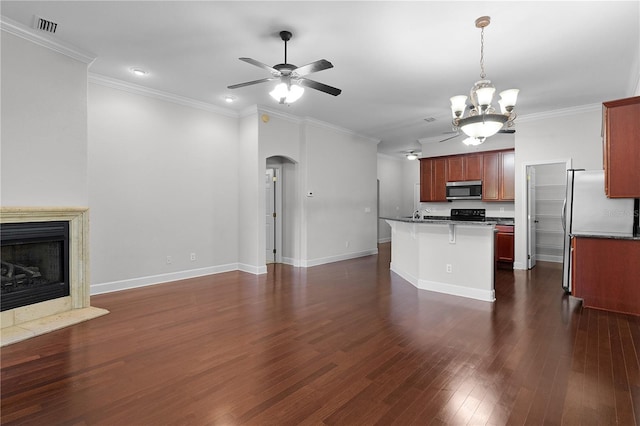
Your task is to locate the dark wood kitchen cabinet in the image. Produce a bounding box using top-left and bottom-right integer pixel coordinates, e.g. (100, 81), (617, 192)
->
(420, 157), (447, 202)
(495, 224), (514, 269)
(602, 96), (640, 198)
(500, 150), (515, 200)
(446, 156), (464, 182)
(572, 237), (640, 316)
(482, 149), (514, 201)
(446, 154), (483, 182)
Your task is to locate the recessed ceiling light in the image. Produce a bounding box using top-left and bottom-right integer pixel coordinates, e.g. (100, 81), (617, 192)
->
(224, 95), (236, 103)
(130, 68), (148, 77)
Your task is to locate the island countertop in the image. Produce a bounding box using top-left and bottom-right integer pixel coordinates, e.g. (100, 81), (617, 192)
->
(381, 216), (497, 226)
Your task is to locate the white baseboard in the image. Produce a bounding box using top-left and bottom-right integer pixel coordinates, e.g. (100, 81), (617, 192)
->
(92, 249), (378, 295)
(378, 237), (392, 244)
(535, 255), (563, 263)
(302, 248), (379, 268)
(281, 257), (300, 267)
(418, 279), (495, 302)
(513, 261), (526, 270)
(90, 263), (239, 295)
(238, 263), (267, 275)
(389, 263), (418, 287)
(390, 265), (495, 302)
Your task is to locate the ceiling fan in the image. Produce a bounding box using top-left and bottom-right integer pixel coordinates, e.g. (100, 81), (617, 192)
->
(439, 128), (515, 143)
(227, 30), (342, 104)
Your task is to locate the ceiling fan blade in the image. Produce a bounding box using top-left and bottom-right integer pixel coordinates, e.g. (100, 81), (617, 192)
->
(227, 77), (276, 89)
(293, 59), (334, 77)
(439, 133), (461, 143)
(498, 129), (516, 134)
(239, 57), (279, 74)
(298, 78), (341, 96)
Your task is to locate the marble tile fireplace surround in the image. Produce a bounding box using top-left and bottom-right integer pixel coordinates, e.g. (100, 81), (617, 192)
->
(1, 207), (108, 346)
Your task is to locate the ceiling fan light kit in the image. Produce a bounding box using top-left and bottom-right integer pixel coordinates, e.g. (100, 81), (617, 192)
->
(270, 82), (304, 104)
(450, 16), (519, 143)
(227, 30), (341, 105)
(406, 151), (419, 160)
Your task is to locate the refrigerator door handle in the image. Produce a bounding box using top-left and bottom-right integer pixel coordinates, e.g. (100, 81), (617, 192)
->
(561, 198), (567, 232)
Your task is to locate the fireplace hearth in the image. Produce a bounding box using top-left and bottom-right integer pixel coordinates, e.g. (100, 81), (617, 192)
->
(1, 221), (70, 311)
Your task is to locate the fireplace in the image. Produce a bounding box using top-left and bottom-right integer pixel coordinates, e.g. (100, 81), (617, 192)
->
(1, 207), (108, 347)
(1, 221), (71, 311)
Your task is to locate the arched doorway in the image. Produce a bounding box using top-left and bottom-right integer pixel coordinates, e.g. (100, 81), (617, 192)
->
(266, 156), (298, 265)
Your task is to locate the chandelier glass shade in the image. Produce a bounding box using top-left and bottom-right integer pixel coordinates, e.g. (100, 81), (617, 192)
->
(450, 16), (518, 142)
(462, 136), (485, 146)
(270, 82), (304, 104)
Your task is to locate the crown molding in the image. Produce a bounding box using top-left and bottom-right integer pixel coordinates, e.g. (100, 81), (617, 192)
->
(247, 105), (380, 144)
(303, 117), (380, 145)
(517, 103), (601, 123)
(377, 152), (407, 162)
(254, 105), (302, 125)
(0, 16), (96, 65)
(88, 73), (239, 118)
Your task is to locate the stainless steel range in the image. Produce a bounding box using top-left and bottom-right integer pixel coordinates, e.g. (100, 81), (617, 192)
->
(450, 208), (486, 222)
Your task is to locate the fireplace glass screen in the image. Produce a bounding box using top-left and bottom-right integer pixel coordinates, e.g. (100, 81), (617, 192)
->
(1, 221), (70, 311)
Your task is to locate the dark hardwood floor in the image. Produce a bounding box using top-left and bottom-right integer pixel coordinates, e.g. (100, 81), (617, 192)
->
(2, 243), (639, 425)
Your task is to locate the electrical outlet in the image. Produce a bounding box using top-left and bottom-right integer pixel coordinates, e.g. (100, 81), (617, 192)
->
(190, 253), (196, 261)
(500, 207), (505, 213)
(345, 241), (350, 248)
(446, 264), (452, 273)
(166, 256), (172, 264)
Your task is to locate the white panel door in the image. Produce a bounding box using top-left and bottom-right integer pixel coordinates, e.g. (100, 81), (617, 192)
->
(265, 169), (275, 264)
(527, 166), (537, 269)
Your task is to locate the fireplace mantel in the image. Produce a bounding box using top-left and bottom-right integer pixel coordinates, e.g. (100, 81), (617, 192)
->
(1, 207), (108, 346)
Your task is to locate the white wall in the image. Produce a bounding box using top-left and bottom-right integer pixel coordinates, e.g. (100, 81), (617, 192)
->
(377, 155), (405, 242)
(1, 32), (89, 206)
(304, 121), (379, 265)
(513, 106), (603, 269)
(377, 154), (417, 242)
(258, 110), (302, 266)
(88, 83), (240, 291)
(237, 111), (262, 273)
(255, 112), (379, 267)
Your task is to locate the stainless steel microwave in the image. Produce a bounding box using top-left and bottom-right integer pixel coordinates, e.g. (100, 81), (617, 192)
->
(446, 180), (482, 200)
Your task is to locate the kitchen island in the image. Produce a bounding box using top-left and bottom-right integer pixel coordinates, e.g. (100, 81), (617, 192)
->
(384, 217), (497, 302)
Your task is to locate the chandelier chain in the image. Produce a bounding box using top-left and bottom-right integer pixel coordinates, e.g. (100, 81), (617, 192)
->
(479, 26), (486, 79)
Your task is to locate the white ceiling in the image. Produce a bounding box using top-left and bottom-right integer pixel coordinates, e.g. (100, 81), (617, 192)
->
(2, 1), (639, 157)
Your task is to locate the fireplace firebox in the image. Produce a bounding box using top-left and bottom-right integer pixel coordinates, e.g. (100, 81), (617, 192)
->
(1, 221), (70, 311)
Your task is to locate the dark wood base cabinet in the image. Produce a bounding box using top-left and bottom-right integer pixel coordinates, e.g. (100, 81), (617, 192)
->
(495, 225), (514, 269)
(572, 237), (640, 316)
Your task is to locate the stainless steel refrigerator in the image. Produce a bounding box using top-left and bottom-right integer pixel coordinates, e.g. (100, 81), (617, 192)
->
(561, 169), (635, 293)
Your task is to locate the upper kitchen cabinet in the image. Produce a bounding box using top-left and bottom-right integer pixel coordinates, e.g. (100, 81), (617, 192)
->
(420, 158), (433, 202)
(602, 96), (640, 198)
(482, 149), (515, 201)
(446, 154), (483, 182)
(500, 150), (515, 200)
(420, 157), (447, 202)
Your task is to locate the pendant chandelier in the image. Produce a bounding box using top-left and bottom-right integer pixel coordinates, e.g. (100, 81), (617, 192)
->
(450, 16), (518, 143)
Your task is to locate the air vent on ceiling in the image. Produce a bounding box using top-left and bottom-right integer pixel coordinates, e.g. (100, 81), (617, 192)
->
(33, 15), (58, 34)
(423, 117), (436, 123)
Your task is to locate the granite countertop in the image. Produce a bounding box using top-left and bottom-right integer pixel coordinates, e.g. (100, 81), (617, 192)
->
(571, 233), (640, 241)
(382, 217), (496, 226)
(489, 218), (515, 226)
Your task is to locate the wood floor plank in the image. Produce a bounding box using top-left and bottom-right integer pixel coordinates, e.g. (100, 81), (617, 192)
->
(2, 245), (639, 425)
